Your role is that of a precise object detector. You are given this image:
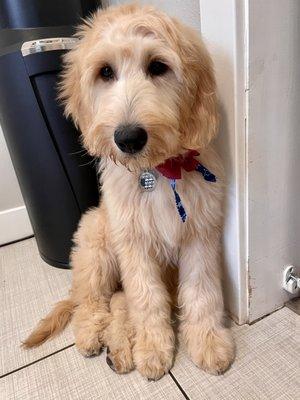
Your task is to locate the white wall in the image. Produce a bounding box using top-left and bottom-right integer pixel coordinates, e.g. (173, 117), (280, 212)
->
(0, 127), (32, 244)
(108, 0), (201, 31)
(247, 0), (300, 322)
(199, 0), (248, 323)
(0, 127), (24, 211)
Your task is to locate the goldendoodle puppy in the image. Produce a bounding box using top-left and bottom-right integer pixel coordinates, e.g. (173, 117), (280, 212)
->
(24, 4), (235, 380)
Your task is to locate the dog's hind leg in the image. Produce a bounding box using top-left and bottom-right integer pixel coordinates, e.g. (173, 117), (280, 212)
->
(70, 206), (119, 357)
(23, 206), (118, 352)
(103, 291), (135, 374)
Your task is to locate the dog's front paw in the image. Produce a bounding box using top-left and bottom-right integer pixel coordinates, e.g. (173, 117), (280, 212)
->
(183, 324), (235, 375)
(133, 328), (174, 380)
(75, 331), (103, 357)
(134, 347), (172, 381)
(106, 344), (134, 374)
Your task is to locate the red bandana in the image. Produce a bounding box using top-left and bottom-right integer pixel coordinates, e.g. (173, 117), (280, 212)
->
(156, 150), (200, 179)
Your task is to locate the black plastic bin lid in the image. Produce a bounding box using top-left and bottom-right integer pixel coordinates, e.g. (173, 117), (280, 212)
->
(0, 0), (101, 56)
(0, 0), (101, 29)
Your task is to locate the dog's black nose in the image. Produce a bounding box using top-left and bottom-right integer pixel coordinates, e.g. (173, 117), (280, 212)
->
(114, 125), (148, 154)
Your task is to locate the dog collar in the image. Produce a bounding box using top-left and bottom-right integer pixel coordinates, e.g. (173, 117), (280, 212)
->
(156, 150), (201, 179)
(139, 150), (216, 223)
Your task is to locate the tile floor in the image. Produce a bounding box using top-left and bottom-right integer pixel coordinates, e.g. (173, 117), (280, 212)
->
(0, 238), (298, 400)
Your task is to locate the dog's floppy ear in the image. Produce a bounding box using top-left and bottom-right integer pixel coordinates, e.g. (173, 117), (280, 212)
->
(177, 25), (219, 150)
(58, 21), (93, 130)
(59, 48), (81, 127)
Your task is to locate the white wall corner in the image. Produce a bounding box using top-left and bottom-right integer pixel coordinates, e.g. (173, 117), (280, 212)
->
(199, 0), (248, 324)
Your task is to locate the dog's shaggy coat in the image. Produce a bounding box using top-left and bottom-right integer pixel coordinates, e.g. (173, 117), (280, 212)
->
(24, 4), (235, 380)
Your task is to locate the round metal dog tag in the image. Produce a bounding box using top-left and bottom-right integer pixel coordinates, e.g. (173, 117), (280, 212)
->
(139, 170), (158, 192)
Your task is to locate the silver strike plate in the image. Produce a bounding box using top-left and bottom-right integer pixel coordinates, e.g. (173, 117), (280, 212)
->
(139, 170), (158, 192)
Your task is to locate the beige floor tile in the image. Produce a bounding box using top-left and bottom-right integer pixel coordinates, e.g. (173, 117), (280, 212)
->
(0, 345), (184, 400)
(1, 238), (299, 400)
(0, 238), (74, 376)
(171, 307), (299, 400)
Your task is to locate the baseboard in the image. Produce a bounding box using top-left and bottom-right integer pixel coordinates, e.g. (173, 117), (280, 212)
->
(0, 205), (33, 245)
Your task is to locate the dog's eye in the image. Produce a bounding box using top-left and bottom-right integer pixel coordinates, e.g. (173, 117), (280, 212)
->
(148, 60), (169, 77)
(99, 65), (115, 81)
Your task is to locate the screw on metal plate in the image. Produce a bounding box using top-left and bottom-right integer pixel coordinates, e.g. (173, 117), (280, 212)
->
(282, 265), (300, 294)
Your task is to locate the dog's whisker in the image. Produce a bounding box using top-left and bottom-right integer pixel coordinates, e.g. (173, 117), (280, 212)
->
(69, 149), (87, 156)
(78, 157), (98, 167)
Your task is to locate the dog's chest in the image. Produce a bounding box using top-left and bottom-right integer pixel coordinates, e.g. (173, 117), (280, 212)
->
(101, 158), (223, 253)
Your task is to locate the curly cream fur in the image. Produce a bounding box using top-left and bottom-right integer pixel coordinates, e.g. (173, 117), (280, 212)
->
(23, 4), (235, 380)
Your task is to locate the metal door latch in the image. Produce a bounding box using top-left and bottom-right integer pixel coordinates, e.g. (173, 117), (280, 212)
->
(282, 265), (300, 294)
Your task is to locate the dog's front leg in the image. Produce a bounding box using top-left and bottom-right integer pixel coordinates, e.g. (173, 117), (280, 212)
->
(70, 208), (119, 357)
(119, 246), (174, 380)
(178, 235), (235, 375)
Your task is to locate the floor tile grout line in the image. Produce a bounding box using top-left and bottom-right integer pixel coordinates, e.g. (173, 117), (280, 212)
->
(0, 343), (75, 379)
(2, 343), (188, 400)
(169, 370), (190, 400)
(0, 235), (34, 249)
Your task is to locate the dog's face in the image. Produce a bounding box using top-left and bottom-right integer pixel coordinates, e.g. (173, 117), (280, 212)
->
(60, 5), (218, 171)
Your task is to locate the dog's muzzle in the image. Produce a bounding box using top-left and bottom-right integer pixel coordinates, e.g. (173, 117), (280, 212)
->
(114, 124), (148, 154)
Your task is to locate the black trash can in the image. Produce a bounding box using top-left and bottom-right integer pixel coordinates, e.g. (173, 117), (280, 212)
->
(0, 1), (101, 268)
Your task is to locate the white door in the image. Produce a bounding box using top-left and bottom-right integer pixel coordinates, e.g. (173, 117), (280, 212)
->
(201, 0), (300, 323)
(247, 0), (300, 322)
